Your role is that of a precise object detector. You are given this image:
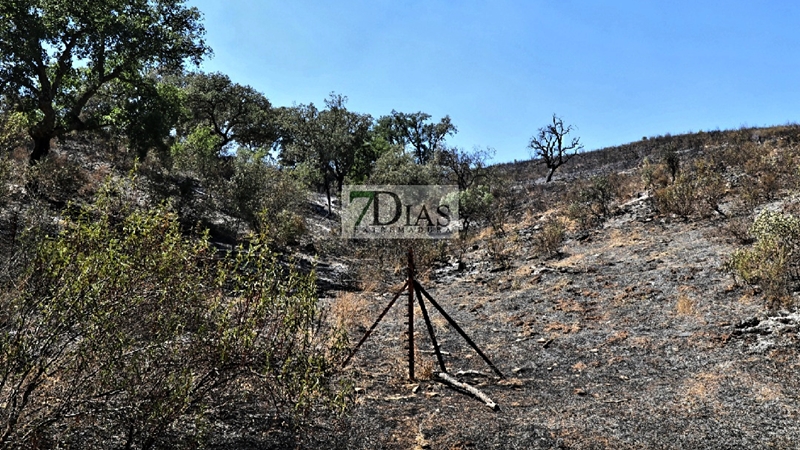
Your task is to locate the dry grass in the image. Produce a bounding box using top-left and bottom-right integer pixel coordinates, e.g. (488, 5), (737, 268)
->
(571, 361), (588, 372)
(604, 228), (642, 250)
(676, 294), (696, 315)
(415, 348), (435, 381)
(682, 371), (723, 407)
(549, 276), (573, 292)
(676, 286), (698, 315)
(535, 216), (565, 256)
(549, 253), (586, 269)
(554, 298), (585, 313)
(330, 291), (371, 332)
(544, 321), (581, 334)
(604, 330), (629, 346)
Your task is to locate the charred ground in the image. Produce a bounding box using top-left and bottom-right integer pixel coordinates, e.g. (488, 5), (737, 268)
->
(3, 125), (800, 449)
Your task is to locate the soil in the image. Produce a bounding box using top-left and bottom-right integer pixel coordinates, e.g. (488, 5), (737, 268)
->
(325, 195), (800, 449)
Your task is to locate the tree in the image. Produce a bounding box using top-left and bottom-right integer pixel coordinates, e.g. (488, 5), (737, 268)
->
(437, 146), (493, 191)
(528, 114), (583, 182)
(279, 94), (372, 213)
(375, 111), (456, 164)
(437, 146), (495, 232)
(178, 72), (276, 154)
(0, 0), (210, 163)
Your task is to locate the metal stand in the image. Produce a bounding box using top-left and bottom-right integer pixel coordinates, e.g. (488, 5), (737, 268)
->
(342, 249), (504, 380)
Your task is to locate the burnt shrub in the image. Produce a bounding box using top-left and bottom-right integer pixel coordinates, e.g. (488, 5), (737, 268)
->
(653, 174), (696, 218)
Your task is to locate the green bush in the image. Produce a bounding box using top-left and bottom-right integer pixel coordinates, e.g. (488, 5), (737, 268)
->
(724, 210), (800, 302)
(0, 178), (347, 449)
(368, 146), (442, 185)
(456, 184), (494, 232)
(224, 151), (308, 245)
(0, 111), (29, 155)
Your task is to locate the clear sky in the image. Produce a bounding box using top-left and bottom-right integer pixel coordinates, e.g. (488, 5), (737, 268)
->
(185, 0), (800, 163)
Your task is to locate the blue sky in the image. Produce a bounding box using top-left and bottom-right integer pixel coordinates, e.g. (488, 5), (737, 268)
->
(186, 0), (800, 163)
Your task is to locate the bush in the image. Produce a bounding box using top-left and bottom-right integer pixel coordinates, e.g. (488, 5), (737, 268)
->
(223, 151), (308, 244)
(535, 217), (565, 256)
(653, 174), (696, 217)
(0, 178), (347, 449)
(663, 147), (681, 183)
(456, 184), (494, 232)
(693, 158), (728, 217)
(0, 155), (12, 208)
(640, 156), (671, 190)
(0, 111), (29, 155)
(26, 152), (90, 206)
(724, 210), (800, 302)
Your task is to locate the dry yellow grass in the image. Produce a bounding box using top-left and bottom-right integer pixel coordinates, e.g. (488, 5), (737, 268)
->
(554, 298), (585, 313)
(330, 291), (371, 331)
(571, 361), (588, 372)
(603, 228), (642, 250)
(549, 276), (573, 292)
(683, 371), (722, 405)
(755, 381), (784, 403)
(549, 253), (585, 269)
(604, 330), (629, 346)
(544, 321), (581, 334)
(676, 286), (697, 316)
(738, 291), (758, 305)
(415, 348), (435, 381)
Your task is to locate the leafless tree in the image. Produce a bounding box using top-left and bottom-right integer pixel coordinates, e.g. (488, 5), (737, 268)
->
(528, 114), (583, 182)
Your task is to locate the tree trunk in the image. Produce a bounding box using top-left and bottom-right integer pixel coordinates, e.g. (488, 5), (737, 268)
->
(324, 181), (332, 216)
(545, 167), (556, 183)
(30, 134), (52, 164)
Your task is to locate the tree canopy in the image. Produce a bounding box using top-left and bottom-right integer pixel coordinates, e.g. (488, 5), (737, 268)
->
(178, 72), (276, 154)
(0, 0), (210, 162)
(375, 111), (456, 164)
(279, 93), (372, 213)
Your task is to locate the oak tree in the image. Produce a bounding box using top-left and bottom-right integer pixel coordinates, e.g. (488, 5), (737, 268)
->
(0, 0), (210, 162)
(178, 72), (276, 154)
(375, 111), (456, 164)
(279, 94), (372, 213)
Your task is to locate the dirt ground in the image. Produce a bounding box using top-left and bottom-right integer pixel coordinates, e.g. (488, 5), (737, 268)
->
(327, 197), (800, 449)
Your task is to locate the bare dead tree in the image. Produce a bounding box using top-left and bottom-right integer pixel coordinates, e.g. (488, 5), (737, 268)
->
(528, 114), (583, 182)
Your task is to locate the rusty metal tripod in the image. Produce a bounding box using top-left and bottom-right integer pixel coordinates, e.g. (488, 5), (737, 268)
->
(342, 249), (504, 381)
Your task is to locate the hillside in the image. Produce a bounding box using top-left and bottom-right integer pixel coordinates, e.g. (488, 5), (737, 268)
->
(3, 124), (800, 448)
(321, 124), (800, 449)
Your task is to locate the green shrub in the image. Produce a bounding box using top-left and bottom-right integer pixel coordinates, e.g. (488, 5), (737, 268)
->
(224, 151), (308, 245)
(0, 111), (29, 155)
(0, 177), (347, 449)
(456, 184), (494, 232)
(170, 125), (224, 179)
(724, 210), (800, 302)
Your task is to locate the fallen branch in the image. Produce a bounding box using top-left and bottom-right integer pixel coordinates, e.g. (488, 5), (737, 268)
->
(436, 372), (498, 411)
